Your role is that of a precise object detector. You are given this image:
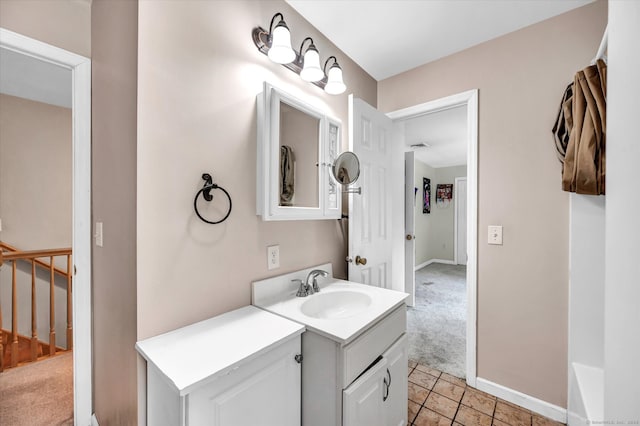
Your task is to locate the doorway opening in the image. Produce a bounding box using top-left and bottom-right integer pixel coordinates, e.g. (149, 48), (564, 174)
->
(388, 90), (478, 386)
(0, 28), (92, 424)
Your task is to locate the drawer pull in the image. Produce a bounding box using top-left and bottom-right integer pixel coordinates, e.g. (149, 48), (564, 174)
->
(294, 354), (303, 364)
(382, 368), (391, 401)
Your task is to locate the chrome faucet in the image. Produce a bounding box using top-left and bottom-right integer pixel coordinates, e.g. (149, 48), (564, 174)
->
(294, 269), (329, 297)
(306, 269), (329, 294)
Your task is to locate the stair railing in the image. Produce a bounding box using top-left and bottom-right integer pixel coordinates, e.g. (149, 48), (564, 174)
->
(0, 242), (72, 371)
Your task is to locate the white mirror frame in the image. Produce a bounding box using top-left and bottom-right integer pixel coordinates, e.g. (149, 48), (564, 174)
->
(257, 82), (342, 221)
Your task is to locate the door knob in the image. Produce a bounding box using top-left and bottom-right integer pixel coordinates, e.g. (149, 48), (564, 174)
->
(355, 255), (367, 266)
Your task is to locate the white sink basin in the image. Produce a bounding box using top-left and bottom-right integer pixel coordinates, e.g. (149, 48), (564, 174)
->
(300, 290), (372, 319)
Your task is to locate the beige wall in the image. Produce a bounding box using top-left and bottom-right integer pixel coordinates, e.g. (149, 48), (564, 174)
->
(0, 94), (72, 250)
(414, 162), (467, 265)
(0, 0), (91, 58)
(430, 165), (467, 262)
(136, 0), (376, 339)
(379, 1), (607, 407)
(91, 0), (138, 423)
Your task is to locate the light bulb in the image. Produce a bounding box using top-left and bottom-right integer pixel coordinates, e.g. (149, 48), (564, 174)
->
(325, 64), (346, 95)
(300, 46), (324, 82)
(268, 23), (295, 64)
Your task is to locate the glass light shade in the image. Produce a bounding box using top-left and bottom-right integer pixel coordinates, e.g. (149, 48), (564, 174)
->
(324, 64), (346, 95)
(268, 24), (295, 64)
(300, 47), (324, 82)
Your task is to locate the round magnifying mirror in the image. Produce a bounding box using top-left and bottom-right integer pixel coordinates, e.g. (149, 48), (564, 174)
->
(332, 152), (360, 185)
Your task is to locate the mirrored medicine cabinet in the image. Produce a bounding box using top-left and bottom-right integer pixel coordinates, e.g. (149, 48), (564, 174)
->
(257, 82), (342, 220)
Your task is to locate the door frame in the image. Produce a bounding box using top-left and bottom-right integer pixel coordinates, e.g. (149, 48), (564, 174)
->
(454, 177), (467, 266)
(386, 89), (478, 387)
(404, 151), (416, 307)
(0, 28), (93, 423)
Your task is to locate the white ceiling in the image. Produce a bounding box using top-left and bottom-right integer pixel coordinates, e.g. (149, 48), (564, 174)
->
(287, 0), (594, 81)
(403, 106), (467, 168)
(0, 47), (72, 108)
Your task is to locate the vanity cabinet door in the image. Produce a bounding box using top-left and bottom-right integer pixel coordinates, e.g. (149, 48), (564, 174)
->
(383, 334), (408, 426)
(188, 336), (301, 426)
(343, 357), (388, 426)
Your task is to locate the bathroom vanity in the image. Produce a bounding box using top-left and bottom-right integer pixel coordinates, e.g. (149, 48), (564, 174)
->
(136, 306), (304, 426)
(252, 264), (409, 426)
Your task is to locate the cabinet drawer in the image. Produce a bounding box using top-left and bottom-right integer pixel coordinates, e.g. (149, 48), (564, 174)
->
(341, 305), (406, 387)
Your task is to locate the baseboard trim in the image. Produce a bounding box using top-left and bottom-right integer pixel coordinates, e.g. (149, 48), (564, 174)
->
(91, 414), (100, 426)
(476, 377), (567, 423)
(415, 260), (431, 270)
(414, 259), (456, 271)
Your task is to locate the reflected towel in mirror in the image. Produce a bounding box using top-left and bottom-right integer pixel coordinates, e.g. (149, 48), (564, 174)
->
(280, 145), (295, 205)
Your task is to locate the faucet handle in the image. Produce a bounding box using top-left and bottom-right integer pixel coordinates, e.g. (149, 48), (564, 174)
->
(293, 279), (308, 297)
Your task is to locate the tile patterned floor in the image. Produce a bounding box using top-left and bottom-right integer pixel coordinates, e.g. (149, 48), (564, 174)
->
(407, 360), (565, 426)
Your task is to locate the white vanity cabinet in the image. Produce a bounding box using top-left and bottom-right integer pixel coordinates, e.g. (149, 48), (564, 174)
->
(251, 264), (410, 426)
(136, 306), (305, 426)
(343, 333), (408, 426)
(302, 305), (408, 426)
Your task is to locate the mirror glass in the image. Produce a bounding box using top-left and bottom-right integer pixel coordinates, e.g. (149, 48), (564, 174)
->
(332, 152), (360, 185)
(279, 101), (320, 207)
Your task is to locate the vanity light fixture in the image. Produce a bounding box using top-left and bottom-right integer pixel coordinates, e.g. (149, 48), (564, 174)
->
(252, 13), (347, 95)
(323, 56), (346, 95)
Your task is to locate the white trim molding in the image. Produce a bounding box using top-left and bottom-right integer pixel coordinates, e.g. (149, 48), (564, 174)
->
(414, 259), (456, 271)
(0, 27), (93, 424)
(476, 377), (567, 423)
(387, 89), (479, 388)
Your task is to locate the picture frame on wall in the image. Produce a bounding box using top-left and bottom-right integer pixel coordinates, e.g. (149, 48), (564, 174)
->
(423, 178), (431, 214)
(436, 183), (453, 208)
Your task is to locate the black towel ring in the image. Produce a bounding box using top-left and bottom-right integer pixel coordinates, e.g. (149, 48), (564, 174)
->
(194, 173), (232, 224)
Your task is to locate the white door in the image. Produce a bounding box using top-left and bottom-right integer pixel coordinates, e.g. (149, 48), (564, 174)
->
(348, 96), (394, 287)
(455, 177), (467, 265)
(383, 334), (409, 426)
(343, 357), (388, 426)
(404, 152), (416, 306)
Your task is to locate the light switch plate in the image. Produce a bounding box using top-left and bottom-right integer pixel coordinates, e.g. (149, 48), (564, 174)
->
(488, 225), (503, 245)
(95, 222), (103, 247)
(267, 245), (280, 270)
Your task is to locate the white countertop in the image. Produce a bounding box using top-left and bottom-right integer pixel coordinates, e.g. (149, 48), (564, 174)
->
(252, 264), (408, 345)
(135, 305), (304, 395)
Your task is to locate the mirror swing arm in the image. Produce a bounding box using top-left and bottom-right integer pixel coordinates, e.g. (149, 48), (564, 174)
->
(330, 151), (362, 195)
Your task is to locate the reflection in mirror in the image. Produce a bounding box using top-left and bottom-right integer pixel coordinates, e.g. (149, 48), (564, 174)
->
(332, 152), (360, 185)
(279, 101), (320, 207)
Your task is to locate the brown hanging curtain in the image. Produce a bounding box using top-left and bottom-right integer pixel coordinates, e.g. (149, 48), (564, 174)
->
(552, 59), (607, 195)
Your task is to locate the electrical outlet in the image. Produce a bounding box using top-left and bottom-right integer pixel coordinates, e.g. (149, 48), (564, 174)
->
(488, 225), (503, 245)
(267, 245), (280, 270)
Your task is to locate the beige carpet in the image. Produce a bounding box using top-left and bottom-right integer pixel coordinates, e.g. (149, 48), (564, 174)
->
(0, 352), (73, 426)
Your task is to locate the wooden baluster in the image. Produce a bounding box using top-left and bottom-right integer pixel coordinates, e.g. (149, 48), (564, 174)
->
(31, 260), (38, 361)
(49, 256), (56, 356)
(0, 261), (3, 372)
(11, 260), (19, 367)
(66, 254), (72, 350)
